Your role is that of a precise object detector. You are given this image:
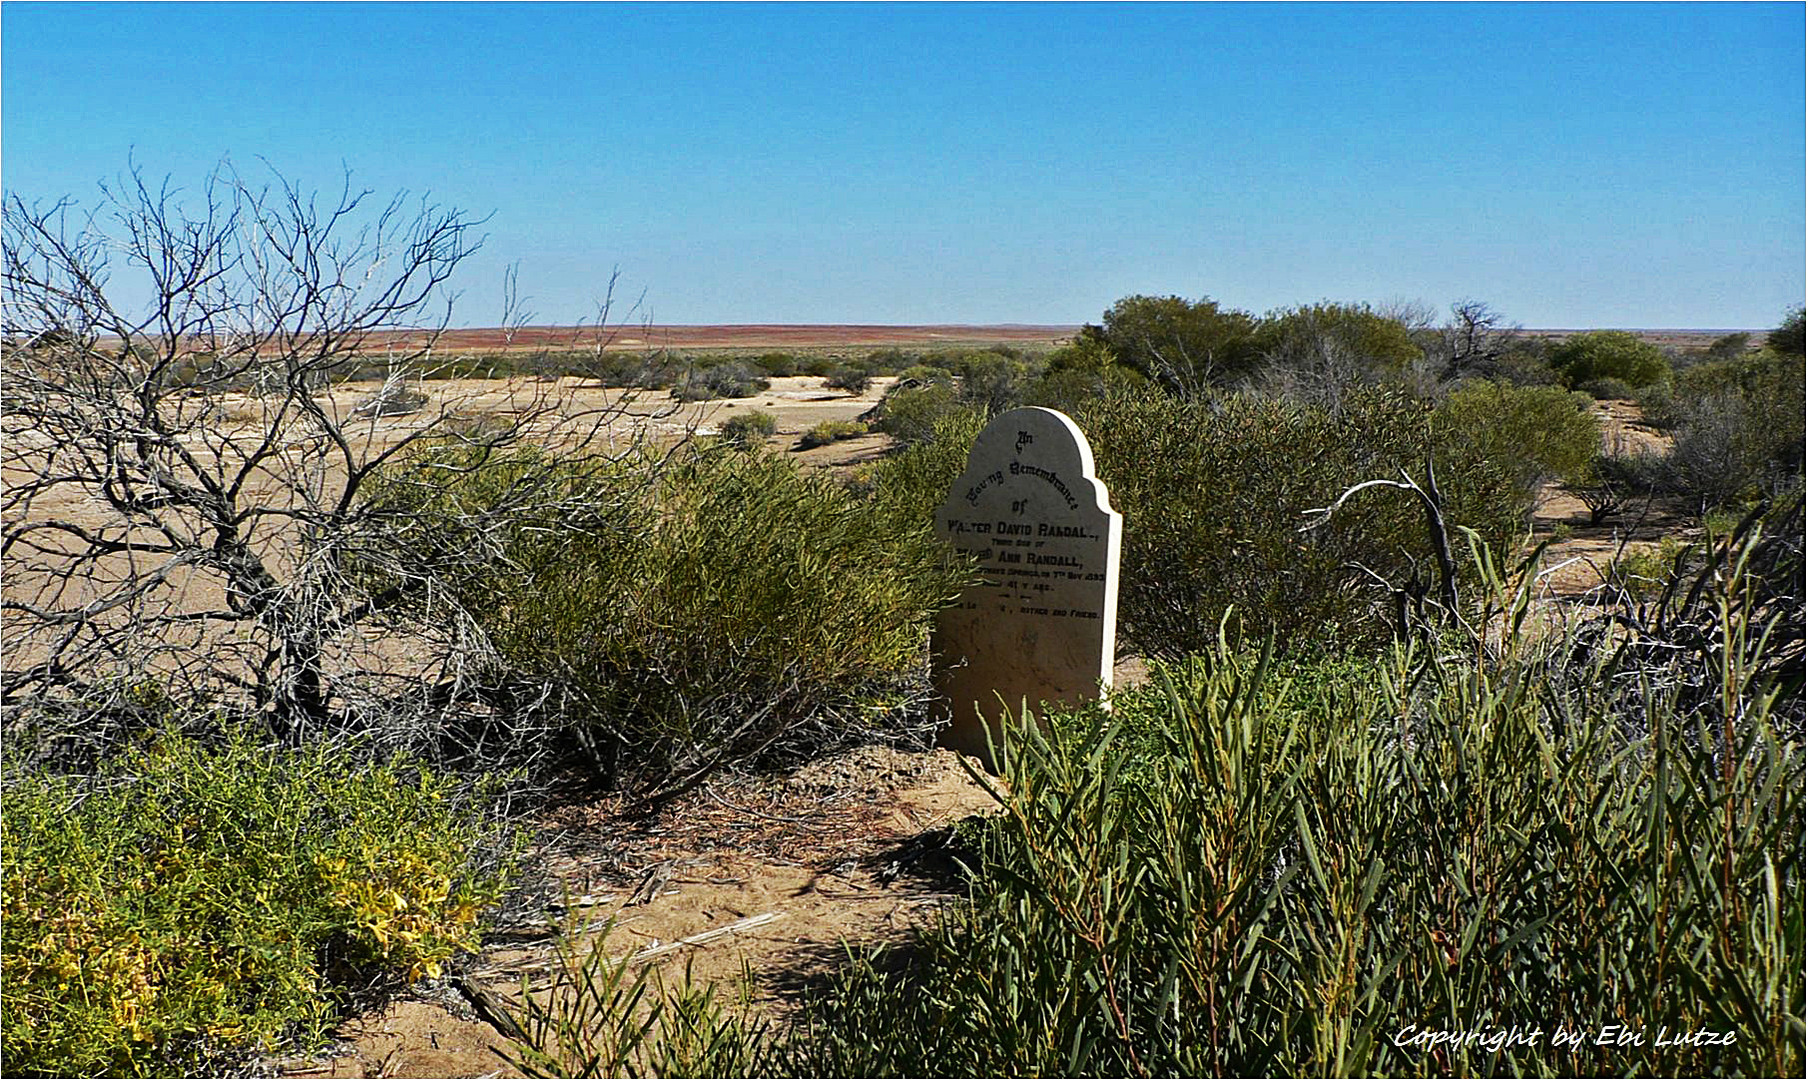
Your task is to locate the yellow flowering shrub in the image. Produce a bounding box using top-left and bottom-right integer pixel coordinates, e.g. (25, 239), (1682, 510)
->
(1, 729), (515, 1076)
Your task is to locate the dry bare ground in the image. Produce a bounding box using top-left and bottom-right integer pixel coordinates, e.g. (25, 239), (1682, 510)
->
(271, 745), (999, 1079)
(1529, 398), (1686, 604)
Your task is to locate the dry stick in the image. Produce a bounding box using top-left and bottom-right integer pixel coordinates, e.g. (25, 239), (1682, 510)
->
(623, 911), (787, 962)
(629, 701), (785, 817)
(1301, 456), (1463, 627)
(479, 912), (789, 979)
(453, 976), (529, 1043)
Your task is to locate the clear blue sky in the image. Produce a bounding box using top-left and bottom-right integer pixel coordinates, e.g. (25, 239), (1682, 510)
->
(4, 2), (1802, 328)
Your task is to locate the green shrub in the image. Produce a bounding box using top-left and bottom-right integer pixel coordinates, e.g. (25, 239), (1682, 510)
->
(602, 352), (683, 390)
(1767, 305), (1804, 358)
(772, 536), (1803, 1077)
(1606, 536), (1688, 599)
(457, 446), (971, 784)
(1432, 380), (1602, 510)
(1086, 387), (1528, 654)
(950, 351), (1034, 413)
(1020, 338), (1147, 413)
(869, 381), (965, 446)
(1022, 363), (1148, 414)
(861, 348), (916, 374)
(859, 407), (992, 531)
(1705, 331), (1752, 361)
(1636, 379), (1680, 428)
(1663, 353), (1806, 507)
(795, 419), (869, 450)
(1549, 330), (1672, 388)
(1252, 301), (1424, 371)
(896, 364), (956, 387)
(823, 368), (872, 395)
(717, 410), (778, 449)
(864, 389), (1528, 656)
(672, 361), (770, 401)
(752, 352), (798, 377)
(1094, 294), (1262, 390)
(1, 730), (513, 1076)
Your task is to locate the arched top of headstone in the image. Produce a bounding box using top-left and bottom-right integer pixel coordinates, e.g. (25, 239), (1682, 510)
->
(941, 407), (1116, 523)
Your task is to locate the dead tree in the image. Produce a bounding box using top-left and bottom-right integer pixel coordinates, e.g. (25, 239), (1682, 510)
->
(2, 161), (662, 756)
(1433, 299), (1520, 383)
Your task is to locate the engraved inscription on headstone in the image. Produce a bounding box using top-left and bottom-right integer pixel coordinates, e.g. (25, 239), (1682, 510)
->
(932, 407), (1122, 761)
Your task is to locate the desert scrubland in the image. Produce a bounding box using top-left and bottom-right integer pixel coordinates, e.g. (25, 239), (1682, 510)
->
(4, 174), (1802, 1079)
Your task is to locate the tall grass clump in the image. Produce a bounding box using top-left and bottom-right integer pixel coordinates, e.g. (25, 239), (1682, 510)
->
(772, 522), (1804, 1078)
(1, 727), (515, 1077)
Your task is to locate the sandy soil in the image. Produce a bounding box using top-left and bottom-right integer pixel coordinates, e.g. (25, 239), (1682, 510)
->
(0, 373), (896, 668)
(270, 745), (999, 1079)
(1528, 398), (1688, 604)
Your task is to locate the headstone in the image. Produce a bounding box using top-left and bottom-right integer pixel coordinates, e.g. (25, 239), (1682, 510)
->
(932, 407), (1122, 761)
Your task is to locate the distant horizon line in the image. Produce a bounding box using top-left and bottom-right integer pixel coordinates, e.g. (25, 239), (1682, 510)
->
(435, 322), (1768, 332)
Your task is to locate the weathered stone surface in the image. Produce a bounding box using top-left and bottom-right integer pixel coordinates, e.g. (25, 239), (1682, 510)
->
(932, 407), (1122, 761)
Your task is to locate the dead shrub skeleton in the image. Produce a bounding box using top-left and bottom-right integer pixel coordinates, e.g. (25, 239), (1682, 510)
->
(1, 161), (674, 765)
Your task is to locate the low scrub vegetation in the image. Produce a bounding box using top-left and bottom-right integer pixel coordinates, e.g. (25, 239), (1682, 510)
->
(511, 513), (1805, 1078)
(717, 410), (778, 449)
(7, 165), (1801, 1076)
(671, 360), (771, 401)
(377, 444), (974, 788)
(1549, 329), (1672, 388)
(866, 383), (1577, 655)
(823, 367), (873, 394)
(795, 419), (870, 450)
(1, 727), (514, 1077)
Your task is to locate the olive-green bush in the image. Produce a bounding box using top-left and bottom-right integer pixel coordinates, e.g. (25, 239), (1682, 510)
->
(752, 351), (798, 377)
(823, 368), (872, 394)
(408, 446), (972, 784)
(1579, 375), (1634, 400)
(1252, 301), (1424, 371)
(1767, 305), (1804, 358)
(1, 729), (513, 1076)
(796, 419), (870, 450)
(1089, 387), (1531, 654)
(672, 361), (770, 401)
(717, 410), (778, 449)
(1431, 380), (1601, 509)
(864, 387), (1534, 657)
(1092, 294), (1262, 390)
(870, 380), (965, 446)
(1663, 353), (1806, 507)
(1549, 330), (1672, 389)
